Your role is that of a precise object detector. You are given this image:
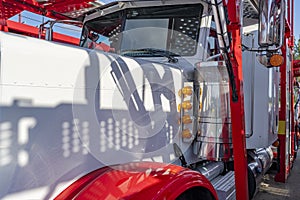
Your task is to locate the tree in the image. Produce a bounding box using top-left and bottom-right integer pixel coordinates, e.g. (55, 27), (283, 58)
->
(294, 38), (300, 60)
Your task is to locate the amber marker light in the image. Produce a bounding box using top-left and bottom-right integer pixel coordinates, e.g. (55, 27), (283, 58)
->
(182, 115), (192, 124)
(182, 129), (192, 138)
(178, 86), (193, 97)
(270, 54), (284, 67)
(178, 102), (192, 111)
(179, 100), (192, 110)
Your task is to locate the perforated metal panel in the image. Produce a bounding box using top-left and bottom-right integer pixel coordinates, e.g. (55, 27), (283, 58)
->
(109, 24), (122, 43)
(243, 0), (259, 19)
(171, 17), (200, 56)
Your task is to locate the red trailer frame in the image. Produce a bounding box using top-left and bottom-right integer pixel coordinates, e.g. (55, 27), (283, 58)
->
(226, 0), (295, 198)
(0, 0), (101, 37)
(225, 0), (249, 199)
(275, 0), (295, 183)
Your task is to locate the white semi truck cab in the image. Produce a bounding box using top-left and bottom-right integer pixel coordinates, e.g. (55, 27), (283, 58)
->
(0, 0), (289, 199)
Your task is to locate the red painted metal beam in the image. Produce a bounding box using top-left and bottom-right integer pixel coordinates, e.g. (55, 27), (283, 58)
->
(293, 60), (300, 77)
(291, 64), (295, 166)
(6, 20), (80, 45)
(275, 41), (288, 183)
(6, 20), (40, 35)
(44, 0), (92, 11)
(226, 0), (249, 199)
(1, 0), (45, 19)
(0, 0), (96, 20)
(290, 0), (296, 169)
(275, 0), (294, 183)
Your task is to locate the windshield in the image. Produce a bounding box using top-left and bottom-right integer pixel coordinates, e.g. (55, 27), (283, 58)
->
(80, 4), (203, 56)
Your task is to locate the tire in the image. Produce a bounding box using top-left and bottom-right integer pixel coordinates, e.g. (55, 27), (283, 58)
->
(176, 187), (216, 200)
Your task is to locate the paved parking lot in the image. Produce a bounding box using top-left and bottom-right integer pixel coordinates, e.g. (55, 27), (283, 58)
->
(254, 151), (300, 200)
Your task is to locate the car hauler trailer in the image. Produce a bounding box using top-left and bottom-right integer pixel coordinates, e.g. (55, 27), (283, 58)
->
(0, 0), (296, 199)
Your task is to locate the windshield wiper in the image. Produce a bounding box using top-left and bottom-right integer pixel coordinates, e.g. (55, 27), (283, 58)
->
(121, 48), (179, 63)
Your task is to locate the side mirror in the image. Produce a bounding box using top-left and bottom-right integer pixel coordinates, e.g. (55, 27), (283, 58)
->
(258, 0), (285, 48)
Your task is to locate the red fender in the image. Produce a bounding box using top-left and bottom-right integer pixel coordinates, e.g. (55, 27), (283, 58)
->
(55, 162), (218, 200)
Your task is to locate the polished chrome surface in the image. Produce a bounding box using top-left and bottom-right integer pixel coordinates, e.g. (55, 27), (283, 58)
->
(195, 161), (224, 181)
(247, 147), (274, 198)
(195, 131), (232, 161)
(195, 61), (232, 161)
(258, 0), (285, 48)
(257, 147), (273, 174)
